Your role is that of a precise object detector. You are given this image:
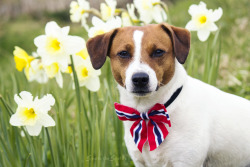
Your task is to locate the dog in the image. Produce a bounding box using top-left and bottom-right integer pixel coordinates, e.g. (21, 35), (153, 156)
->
(86, 23), (250, 167)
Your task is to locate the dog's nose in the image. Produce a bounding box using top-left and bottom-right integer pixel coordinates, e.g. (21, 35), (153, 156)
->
(132, 73), (149, 87)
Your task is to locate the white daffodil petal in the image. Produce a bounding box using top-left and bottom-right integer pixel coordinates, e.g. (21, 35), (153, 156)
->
(188, 4), (199, 16)
(92, 16), (105, 27)
(207, 22), (218, 31)
(90, 69), (101, 77)
(152, 6), (164, 23)
(211, 7), (223, 22)
(107, 17), (122, 30)
(139, 11), (153, 24)
(34, 35), (46, 48)
(127, 4), (138, 21)
(35, 94), (55, 113)
(9, 114), (23, 126)
(185, 21), (197, 31)
(64, 36), (85, 55)
(19, 91), (33, 103)
(14, 94), (22, 105)
(199, 1), (207, 9)
(85, 77), (100, 92)
(45, 21), (60, 36)
(197, 30), (210, 42)
(39, 114), (55, 127)
(81, 17), (89, 30)
(55, 72), (63, 88)
(62, 26), (70, 35)
(26, 124), (42, 136)
(29, 59), (49, 84)
(78, 0), (90, 8)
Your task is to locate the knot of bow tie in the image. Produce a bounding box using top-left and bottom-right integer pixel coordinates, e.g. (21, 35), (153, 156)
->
(114, 103), (171, 152)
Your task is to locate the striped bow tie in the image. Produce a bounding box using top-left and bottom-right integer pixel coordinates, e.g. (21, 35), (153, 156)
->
(114, 103), (171, 152)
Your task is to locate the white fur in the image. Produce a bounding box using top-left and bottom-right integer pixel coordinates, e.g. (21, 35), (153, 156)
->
(117, 33), (250, 166)
(125, 30), (158, 93)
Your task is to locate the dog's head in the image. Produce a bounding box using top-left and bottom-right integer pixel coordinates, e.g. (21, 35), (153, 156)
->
(86, 23), (190, 96)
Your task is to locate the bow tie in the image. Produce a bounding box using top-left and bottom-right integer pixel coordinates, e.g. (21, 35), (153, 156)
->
(114, 86), (183, 152)
(115, 103), (171, 152)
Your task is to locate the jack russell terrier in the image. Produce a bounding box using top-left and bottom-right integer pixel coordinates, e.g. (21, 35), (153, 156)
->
(86, 23), (250, 167)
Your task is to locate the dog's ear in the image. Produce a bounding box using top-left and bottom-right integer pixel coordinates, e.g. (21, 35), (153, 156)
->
(161, 23), (191, 64)
(86, 29), (118, 69)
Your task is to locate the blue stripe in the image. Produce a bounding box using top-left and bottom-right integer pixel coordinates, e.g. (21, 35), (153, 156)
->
(151, 120), (162, 145)
(116, 110), (140, 119)
(134, 122), (142, 144)
(141, 113), (148, 120)
(149, 110), (166, 116)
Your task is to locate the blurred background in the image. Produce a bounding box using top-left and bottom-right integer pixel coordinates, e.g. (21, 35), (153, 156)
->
(0, 0), (249, 98)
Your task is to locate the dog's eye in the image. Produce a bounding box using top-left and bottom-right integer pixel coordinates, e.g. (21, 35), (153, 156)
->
(117, 51), (130, 58)
(152, 49), (165, 57)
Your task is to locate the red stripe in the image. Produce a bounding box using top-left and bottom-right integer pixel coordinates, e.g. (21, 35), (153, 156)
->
(156, 122), (169, 140)
(150, 115), (171, 127)
(130, 120), (141, 137)
(148, 103), (166, 113)
(114, 103), (140, 115)
(147, 120), (157, 151)
(137, 120), (147, 152)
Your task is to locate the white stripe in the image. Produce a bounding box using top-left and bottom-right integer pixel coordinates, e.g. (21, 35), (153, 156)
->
(156, 123), (164, 142)
(133, 30), (144, 62)
(153, 123), (164, 147)
(152, 126), (159, 147)
(155, 113), (166, 116)
(133, 120), (143, 146)
(115, 109), (137, 116)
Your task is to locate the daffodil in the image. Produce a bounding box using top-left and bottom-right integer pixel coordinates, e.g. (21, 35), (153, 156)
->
(10, 91), (55, 136)
(70, 0), (90, 30)
(88, 16), (122, 38)
(185, 1), (223, 42)
(100, 0), (117, 21)
(34, 21), (85, 70)
(127, 4), (140, 23)
(13, 46), (34, 75)
(72, 55), (101, 92)
(65, 48), (89, 74)
(27, 59), (48, 84)
(44, 63), (63, 88)
(75, 47), (89, 60)
(121, 12), (133, 27)
(134, 0), (167, 24)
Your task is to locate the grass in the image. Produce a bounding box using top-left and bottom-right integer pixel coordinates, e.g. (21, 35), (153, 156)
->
(0, 0), (249, 166)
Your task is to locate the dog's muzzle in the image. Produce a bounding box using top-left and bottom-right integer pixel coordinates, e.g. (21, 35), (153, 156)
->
(131, 72), (150, 95)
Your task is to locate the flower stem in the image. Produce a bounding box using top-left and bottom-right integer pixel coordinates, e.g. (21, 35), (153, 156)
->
(70, 55), (84, 166)
(0, 95), (14, 116)
(88, 8), (102, 18)
(45, 128), (56, 167)
(70, 55), (92, 134)
(160, 1), (171, 24)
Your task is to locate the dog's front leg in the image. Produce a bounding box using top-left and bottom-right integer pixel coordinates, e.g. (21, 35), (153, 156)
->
(124, 138), (146, 167)
(123, 122), (146, 167)
(172, 161), (204, 167)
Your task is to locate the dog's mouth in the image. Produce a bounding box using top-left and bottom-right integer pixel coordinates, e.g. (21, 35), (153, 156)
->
(132, 90), (152, 96)
(131, 86), (159, 97)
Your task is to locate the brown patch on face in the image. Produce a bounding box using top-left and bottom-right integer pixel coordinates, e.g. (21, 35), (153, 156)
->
(89, 23), (191, 88)
(109, 27), (138, 86)
(140, 24), (175, 86)
(108, 25), (180, 87)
